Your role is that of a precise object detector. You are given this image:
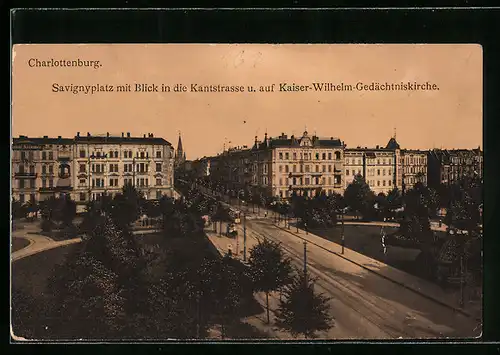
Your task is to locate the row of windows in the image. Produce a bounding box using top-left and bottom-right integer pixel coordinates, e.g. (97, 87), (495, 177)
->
(79, 150), (163, 159)
(87, 177), (164, 188)
(279, 164), (341, 174)
(79, 163), (163, 173)
(279, 176), (342, 186)
(278, 151), (342, 161)
(277, 189), (340, 198)
(345, 158), (393, 165)
(367, 179), (393, 188)
(346, 168), (393, 176)
(404, 157), (426, 165)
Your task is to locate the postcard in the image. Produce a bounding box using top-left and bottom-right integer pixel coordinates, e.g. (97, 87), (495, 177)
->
(11, 43), (483, 341)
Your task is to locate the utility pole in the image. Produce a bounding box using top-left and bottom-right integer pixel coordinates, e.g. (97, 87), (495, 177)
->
(303, 241), (307, 276)
(243, 212), (247, 262)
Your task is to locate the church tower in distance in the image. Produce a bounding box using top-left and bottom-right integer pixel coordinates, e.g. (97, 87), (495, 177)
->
(174, 132), (186, 168)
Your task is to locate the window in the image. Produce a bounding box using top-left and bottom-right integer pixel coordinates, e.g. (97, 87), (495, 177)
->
(21, 151), (27, 160)
(315, 165), (319, 173)
(388, 180), (392, 186)
(352, 170), (355, 176)
(49, 165), (53, 174)
(115, 151), (119, 158)
(328, 177), (332, 185)
(140, 152), (145, 159)
(279, 178), (283, 185)
(293, 165), (297, 173)
(42, 179), (47, 188)
(316, 153), (320, 160)
(346, 170), (350, 176)
(377, 169), (380, 176)
(322, 153), (326, 160)
(156, 163), (162, 172)
(383, 169), (386, 176)
(96, 151), (101, 158)
(80, 192), (86, 201)
(19, 179), (25, 188)
(156, 178), (162, 186)
(328, 153), (332, 160)
(305, 165), (310, 173)
(300, 165), (303, 173)
(322, 165), (326, 172)
(293, 153), (297, 160)
(49, 179), (53, 187)
(79, 150), (85, 158)
(279, 165), (282, 173)
(156, 151), (162, 158)
(79, 164), (86, 173)
(279, 152), (283, 159)
(42, 151), (47, 160)
(30, 180), (35, 188)
(79, 178), (86, 184)
(328, 165), (332, 172)
(305, 178), (310, 185)
(18, 165), (25, 174)
(145, 178), (149, 187)
(285, 152), (289, 160)
(383, 180), (386, 186)
(19, 194), (25, 203)
(293, 177), (297, 185)
(285, 165), (289, 173)
(377, 181), (380, 186)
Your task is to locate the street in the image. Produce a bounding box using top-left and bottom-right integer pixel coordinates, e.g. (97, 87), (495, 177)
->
(225, 217), (481, 339)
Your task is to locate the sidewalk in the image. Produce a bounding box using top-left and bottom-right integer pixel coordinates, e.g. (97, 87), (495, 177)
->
(272, 222), (481, 321)
(205, 229), (301, 340)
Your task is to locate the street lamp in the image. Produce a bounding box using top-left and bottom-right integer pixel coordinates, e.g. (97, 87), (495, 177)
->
(341, 209), (345, 254)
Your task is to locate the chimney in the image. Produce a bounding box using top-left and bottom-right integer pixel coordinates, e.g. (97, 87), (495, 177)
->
(43, 135), (48, 139)
(58, 136), (62, 139)
(143, 134), (146, 138)
(77, 132), (80, 137)
(106, 132), (110, 137)
(87, 132), (90, 137)
(127, 132), (131, 138)
(122, 132), (124, 138)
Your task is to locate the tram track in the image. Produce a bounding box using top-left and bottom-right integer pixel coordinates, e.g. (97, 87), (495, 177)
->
(236, 222), (415, 339)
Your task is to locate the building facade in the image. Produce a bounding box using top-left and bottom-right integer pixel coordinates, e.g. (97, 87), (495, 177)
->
(427, 148), (483, 188)
(12, 132), (175, 208)
(208, 131), (345, 199)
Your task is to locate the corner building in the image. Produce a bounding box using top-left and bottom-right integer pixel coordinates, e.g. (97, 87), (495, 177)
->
(208, 130), (345, 199)
(12, 132), (175, 210)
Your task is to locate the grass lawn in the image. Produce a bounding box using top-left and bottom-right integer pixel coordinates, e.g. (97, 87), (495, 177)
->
(311, 225), (432, 279)
(11, 238), (30, 253)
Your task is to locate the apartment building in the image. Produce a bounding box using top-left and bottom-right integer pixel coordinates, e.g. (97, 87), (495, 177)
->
(208, 130), (345, 199)
(12, 132), (175, 208)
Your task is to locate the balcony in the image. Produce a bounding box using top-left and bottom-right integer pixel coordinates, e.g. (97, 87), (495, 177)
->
(14, 172), (37, 179)
(39, 186), (73, 192)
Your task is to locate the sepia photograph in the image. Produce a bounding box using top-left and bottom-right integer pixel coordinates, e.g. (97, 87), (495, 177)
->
(10, 43), (483, 341)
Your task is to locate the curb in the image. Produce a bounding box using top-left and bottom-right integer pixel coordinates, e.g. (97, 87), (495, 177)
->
(271, 223), (480, 322)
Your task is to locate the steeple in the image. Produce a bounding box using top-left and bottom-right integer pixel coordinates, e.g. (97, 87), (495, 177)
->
(175, 131), (186, 167)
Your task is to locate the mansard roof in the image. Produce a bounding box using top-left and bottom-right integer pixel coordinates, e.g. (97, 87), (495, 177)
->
(13, 134), (172, 146)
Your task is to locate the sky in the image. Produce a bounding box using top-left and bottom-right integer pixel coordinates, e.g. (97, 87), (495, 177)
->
(12, 44), (482, 160)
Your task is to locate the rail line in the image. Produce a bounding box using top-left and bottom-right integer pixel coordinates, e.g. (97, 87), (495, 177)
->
(237, 223), (414, 339)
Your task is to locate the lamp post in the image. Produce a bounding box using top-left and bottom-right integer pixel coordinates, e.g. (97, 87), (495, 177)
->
(341, 209), (345, 254)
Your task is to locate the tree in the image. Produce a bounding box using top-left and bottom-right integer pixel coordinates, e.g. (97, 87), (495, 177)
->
(47, 215), (146, 339)
(248, 238), (294, 324)
(275, 271), (334, 339)
(344, 174), (375, 220)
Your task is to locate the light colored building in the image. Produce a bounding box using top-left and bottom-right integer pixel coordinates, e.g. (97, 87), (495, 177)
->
(344, 146), (397, 195)
(12, 132), (175, 210)
(208, 130), (345, 199)
(400, 149), (428, 190)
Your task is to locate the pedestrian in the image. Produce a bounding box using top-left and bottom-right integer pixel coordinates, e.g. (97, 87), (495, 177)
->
(264, 211), (268, 218)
